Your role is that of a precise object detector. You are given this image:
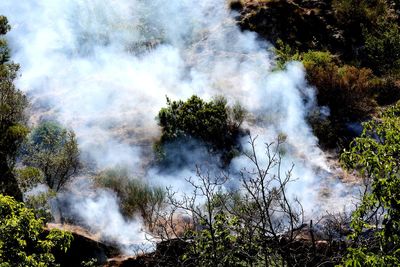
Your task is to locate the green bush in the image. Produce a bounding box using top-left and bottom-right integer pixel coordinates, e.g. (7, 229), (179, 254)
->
(23, 121), (80, 192)
(95, 168), (165, 227)
(340, 102), (400, 266)
(15, 166), (55, 221)
(274, 44), (379, 147)
(0, 194), (72, 266)
(363, 21), (400, 75)
(156, 95), (246, 163)
(0, 16), (28, 200)
(305, 56), (377, 121)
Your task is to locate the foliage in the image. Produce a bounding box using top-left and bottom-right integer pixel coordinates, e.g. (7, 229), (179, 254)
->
(374, 75), (400, 105)
(274, 39), (301, 70)
(23, 121), (80, 192)
(0, 194), (72, 266)
(274, 45), (378, 147)
(332, 0), (392, 52)
(95, 167), (165, 227)
(311, 64), (377, 120)
(0, 15), (28, 200)
(275, 47), (377, 120)
(340, 102), (400, 266)
(182, 213), (247, 267)
(24, 190), (56, 222)
(153, 136), (339, 266)
(80, 258), (98, 267)
(156, 95), (246, 163)
(15, 167), (45, 193)
(363, 21), (400, 75)
(15, 167), (55, 221)
(332, 0), (390, 28)
(0, 16), (11, 64)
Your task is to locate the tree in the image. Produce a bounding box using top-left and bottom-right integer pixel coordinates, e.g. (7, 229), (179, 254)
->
(151, 136), (339, 266)
(340, 102), (400, 266)
(363, 21), (400, 75)
(332, 0), (392, 59)
(23, 121), (80, 192)
(0, 194), (73, 266)
(156, 95), (246, 164)
(0, 15), (28, 201)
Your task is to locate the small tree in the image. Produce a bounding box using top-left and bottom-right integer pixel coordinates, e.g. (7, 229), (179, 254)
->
(340, 102), (400, 266)
(23, 122), (80, 192)
(0, 15), (28, 201)
(363, 21), (400, 75)
(156, 95), (246, 164)
(0, 194), (73, 266)
(151, 136), (337, 266)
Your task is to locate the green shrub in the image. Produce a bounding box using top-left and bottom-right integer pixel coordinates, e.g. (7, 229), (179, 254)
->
(95, 168), (165, 228)
(0, 16), (28, 201)
(156, 95), (246, 163)
(363, 21), (400, 75)
(275, 44), (379, 147)
(305, 59), (377, 121)
(340, 102), (400, 266)
(301, 50), (337, 68)
(0, 194), (72, 266)
(23, 121), (80, 192)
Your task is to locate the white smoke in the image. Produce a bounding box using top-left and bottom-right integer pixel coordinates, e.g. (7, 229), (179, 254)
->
(1, 0), (356, 253)
(55, 177), (153, 254)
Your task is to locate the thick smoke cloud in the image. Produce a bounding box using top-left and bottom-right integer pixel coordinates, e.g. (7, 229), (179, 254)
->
(1, 0), (355, 252)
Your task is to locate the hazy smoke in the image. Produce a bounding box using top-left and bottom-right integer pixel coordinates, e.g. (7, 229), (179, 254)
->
(55, 177), (152, 254)
(1, 0), (355, 253)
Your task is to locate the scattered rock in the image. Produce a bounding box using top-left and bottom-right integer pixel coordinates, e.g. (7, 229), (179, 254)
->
(235, 0), (345, 53)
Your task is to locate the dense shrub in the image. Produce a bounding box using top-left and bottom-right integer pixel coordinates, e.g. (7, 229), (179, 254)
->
(156, 95), (246, 163)
(295, 50), (377, 121)
(15, 166), (55, 221)
(23, 121), (80, 192)
(274, 47), (379, 147)
(0, 16), (28, 200)
(332, 0), (391, 52)
(95, 168), (165, 227)
(0, 194), (72, 266)
(363, 21), (400, 75)
(340, 102), (400, 266)
(332, 0), (389, 28)
(277, 48), (378, 121)
(374, 75), (400, 105)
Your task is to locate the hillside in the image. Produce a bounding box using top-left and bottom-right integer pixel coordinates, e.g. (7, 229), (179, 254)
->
(0, 0), (399, 266)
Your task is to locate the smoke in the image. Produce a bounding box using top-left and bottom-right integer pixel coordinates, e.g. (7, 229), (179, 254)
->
(1, 0), (356, 253)
(55, 177), (153, 254)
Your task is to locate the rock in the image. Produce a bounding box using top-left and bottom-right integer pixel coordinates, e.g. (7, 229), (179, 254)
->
(46, 224), (119, 266)
(236, 0), (345, 53)
(106, 239), (189, 267)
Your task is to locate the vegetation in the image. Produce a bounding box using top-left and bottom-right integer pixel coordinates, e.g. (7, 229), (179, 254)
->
(0, 194), (72, 266)
(340, 102), (400, 266)
(95, 167), (165, 228)
(244, 0), (400, 148)
(151, 136), (347, 266)
(0, 0), (400, 264)
(275, 45), (379, 147)
(156, 95), (246, 163)
(0, 15), (28, 200)
(23, 121), (80, 192)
